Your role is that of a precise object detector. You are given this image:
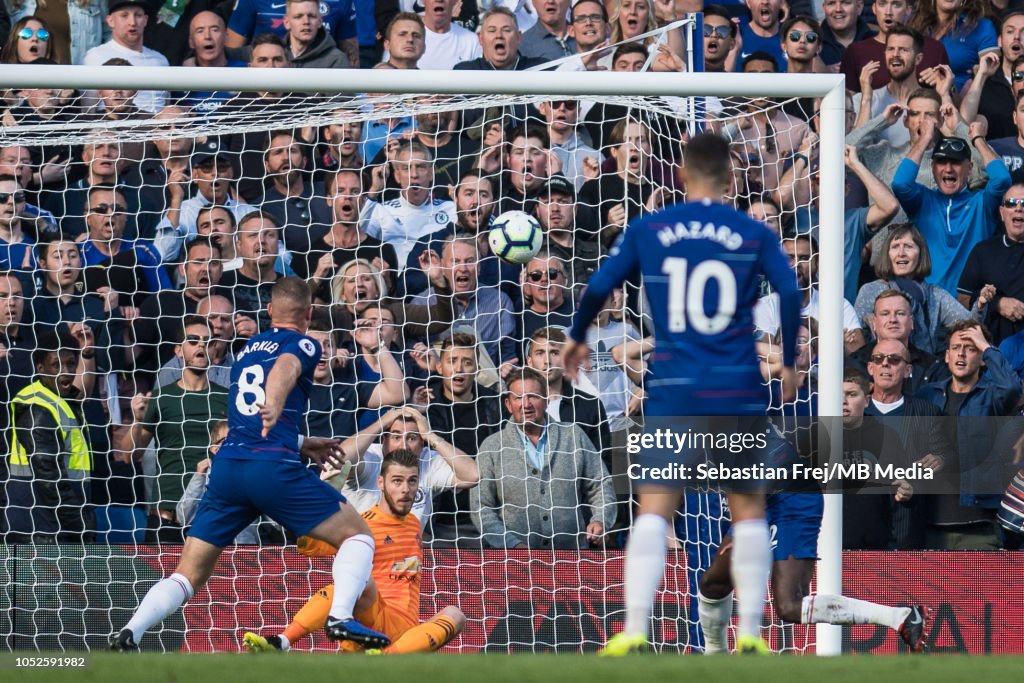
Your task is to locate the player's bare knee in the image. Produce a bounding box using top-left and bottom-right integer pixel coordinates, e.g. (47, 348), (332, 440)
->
(774, 596), (802, 624)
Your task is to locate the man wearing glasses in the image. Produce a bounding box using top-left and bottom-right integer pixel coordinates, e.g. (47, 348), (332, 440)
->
(0, 174), (36, 275)
(519, 251), (575, 343)
(781, 15), (824, 75)
(117, 315), (229, 543)
(537, 100), (600, 191)
(891, 121), (1011, 295)
(80, 185), (171, 310)
(559, 0), (611, 72)
(702, 5), (738, 73)
(958, 183), (1024, 344)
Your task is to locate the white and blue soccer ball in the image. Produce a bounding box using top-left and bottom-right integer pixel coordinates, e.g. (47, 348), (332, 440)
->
(488, 210), (543, 265)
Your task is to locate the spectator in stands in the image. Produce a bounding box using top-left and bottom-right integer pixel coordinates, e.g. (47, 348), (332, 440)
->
(702, 4), (738, 73)
(5, 329), (97, 543)
(157, 294), (235, 389)
(258, 129), (332, 254)
(227, 0), (358, 65)
(128, 104), (194, 248)
(316, 115), (364, 174)
(297, 169), (398, 299)
(454, 7), (547, 71)
(471, 367), (615, 549)
(82, 1), (169, 113)
(854, 25), (928, 147)
(524, 326), (610, 462)
(118, 315), (229, 542)
(840, 0), (949, 92)
(366, 140), (456, 266)
(960, 12), (1024, 141)
(856, 224), (984, 355)
(335, 406), (478, 523)
(561, 0), (611, 71)
(42, 135), (147, 241)
(847, 88), (985, 218)
(195, 206), (239, 270)
(756, 234), (865, 352)
(958, 183), (1024, 345)
(30, 234), (119, 372)
(989, 88), (1024, 183)
(538, 99), (600, 190)
(396, 100), (467, 194)
(849, 289), (946, 394)
(84, 60), (144, 125)
(579, 118), (659, 247)
(0, 15), (56, 66)
(891, 123), (1011, 295)
(909, 0), (997, 91)
(820, 0), (875, 68)
(154, 136), (257, 262)
(481, 124), (560, 214)
(412, 235), (517, 365)
(865, 338), (953, 550)
(920, 320), (1021, 549)
(284, 0), (349, 68)
(746, 196), (783, 235)
(221, 210), (280, 334)
(347, 303), (414, 430)
(303, 314), (357, 440)
(534, 174), (601, 293)
(134, 236), (225, 377)
(0, 175), (35, 274)
(840, 368), (910, 550)
(782, 15), (825, 75)
(382, 12), (427, 69)
(0, 145), (37, 196)
(520, 251), (575, 341)
(359, 63), (415, 164)
(79, 185), (171, 304)
(0, 270), (34, 400)
(183, 11), (247, 117)
(329, 257), (457, 347)
(419, 0), (481, 70)
(520, 0), (576, 62)
(735, 0), (786, 70)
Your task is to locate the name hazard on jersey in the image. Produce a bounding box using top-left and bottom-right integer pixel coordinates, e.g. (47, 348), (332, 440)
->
(389, 555), (421, 582)
(656, 221), (743, 250)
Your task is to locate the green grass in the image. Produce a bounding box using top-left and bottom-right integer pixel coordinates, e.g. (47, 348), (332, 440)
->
(7, 653), (1024, 683)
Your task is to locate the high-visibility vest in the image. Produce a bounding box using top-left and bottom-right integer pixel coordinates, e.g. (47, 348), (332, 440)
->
(9, 380), (92, 480)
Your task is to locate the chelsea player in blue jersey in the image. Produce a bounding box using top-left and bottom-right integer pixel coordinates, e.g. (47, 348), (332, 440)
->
(111, 277), (390, 651)
(563, 133), (802, 656)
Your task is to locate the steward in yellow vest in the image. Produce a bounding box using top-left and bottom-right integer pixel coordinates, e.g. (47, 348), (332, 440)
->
(6, 340), (94, 542)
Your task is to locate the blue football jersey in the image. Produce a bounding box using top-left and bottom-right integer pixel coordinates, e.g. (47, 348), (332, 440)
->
(220, 327), (322, 460)
(569, 199), (801, 415)
(228, 0), (357, 41)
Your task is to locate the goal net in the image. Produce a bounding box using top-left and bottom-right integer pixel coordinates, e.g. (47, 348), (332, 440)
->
(0, 67), (844, 654)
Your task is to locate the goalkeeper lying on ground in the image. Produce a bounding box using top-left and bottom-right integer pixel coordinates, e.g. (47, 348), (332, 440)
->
(244, 448), (465, 654)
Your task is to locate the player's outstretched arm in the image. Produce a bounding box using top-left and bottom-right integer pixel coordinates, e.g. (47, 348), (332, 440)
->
(259, 354), (303, 437)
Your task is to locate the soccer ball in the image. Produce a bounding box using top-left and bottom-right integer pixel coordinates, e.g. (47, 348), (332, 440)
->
(488, 210), (543, 265)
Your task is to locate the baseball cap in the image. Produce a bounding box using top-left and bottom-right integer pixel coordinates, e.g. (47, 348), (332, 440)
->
(539, 174), (576, 199)
(932, 136), (970, 162)
(107, 0), (149, 14)
(191, 137), (229, 166)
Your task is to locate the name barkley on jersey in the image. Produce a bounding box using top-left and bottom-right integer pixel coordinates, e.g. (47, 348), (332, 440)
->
(655, 220), (744, 250)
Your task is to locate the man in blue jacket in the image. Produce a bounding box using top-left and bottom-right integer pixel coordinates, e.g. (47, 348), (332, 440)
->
(918, 320), (1022, 548)
(891, 118), (1011, 295)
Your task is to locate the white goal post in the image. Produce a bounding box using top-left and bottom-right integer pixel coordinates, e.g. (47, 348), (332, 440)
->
(0, 65), (846, 655)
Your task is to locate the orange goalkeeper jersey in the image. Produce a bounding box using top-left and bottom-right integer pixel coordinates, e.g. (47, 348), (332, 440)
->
(363, 505), (422, 623)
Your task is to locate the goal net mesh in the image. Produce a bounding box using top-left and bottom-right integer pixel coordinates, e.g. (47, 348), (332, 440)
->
(0, 84), (820, 654)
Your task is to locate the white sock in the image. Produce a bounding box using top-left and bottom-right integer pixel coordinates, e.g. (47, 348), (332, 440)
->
(277, 634), (291, 650)
(729, 519), (771, 641)
(622, 514), (669, 638)
(697, 590), (733, 654)
(800, 595), (910, 630)
(124, 572), (194, 641)
(328, 533), (375, 621)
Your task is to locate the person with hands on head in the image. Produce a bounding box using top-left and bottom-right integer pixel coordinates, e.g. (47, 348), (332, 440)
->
(891, 114), (1012, 295)
(959, 48), (1012, 139)
(987, 86), (1024, 184)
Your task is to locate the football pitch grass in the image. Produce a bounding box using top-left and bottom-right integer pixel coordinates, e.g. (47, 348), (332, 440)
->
(7, 652), (1024, 683)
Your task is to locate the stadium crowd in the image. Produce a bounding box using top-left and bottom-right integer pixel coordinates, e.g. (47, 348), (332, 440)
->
(0, 0), (1023, 556)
